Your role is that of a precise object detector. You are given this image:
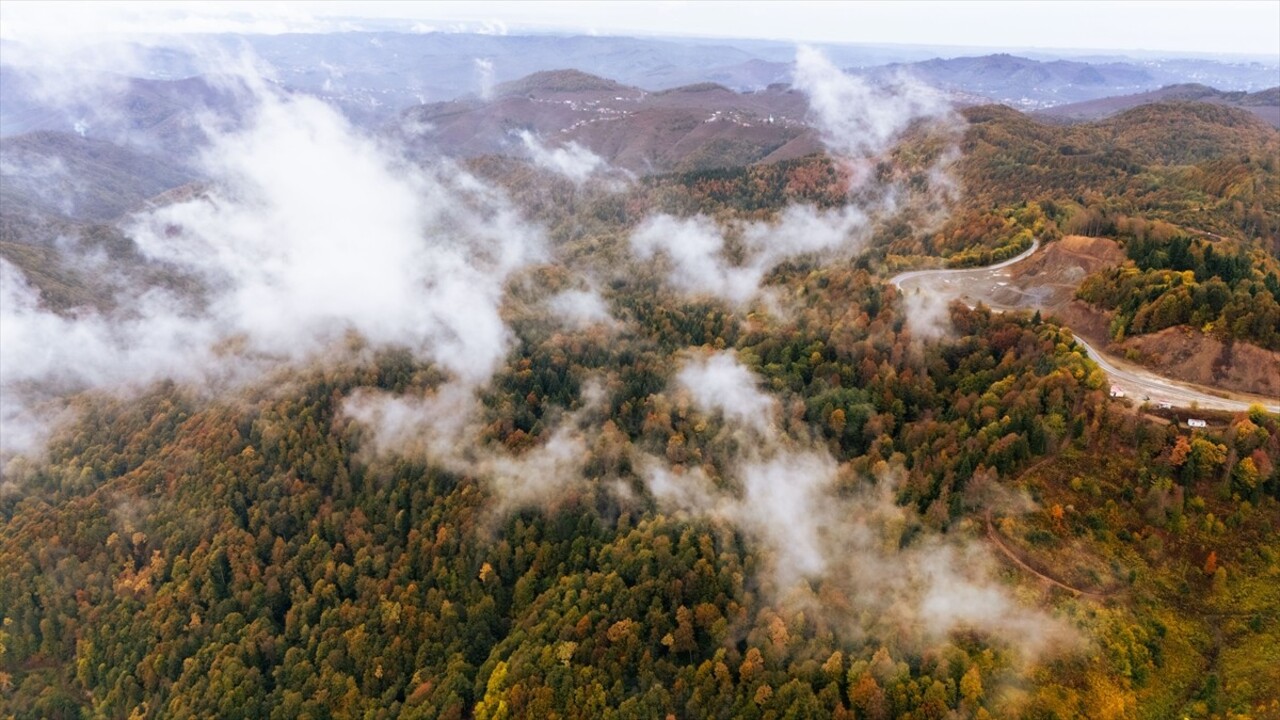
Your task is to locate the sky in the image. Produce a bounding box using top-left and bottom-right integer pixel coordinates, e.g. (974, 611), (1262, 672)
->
(1, 0), (1278, 58)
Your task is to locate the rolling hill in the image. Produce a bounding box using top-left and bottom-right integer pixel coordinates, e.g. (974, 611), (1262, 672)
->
(0, 131), (194, 222)
(395, 70), (822, 174)
(1035, 83), (1280, 127)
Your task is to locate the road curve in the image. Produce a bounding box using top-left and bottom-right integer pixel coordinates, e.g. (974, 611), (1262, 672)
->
(889, 241), (1279, 415)
(889, 239), (1041, 290)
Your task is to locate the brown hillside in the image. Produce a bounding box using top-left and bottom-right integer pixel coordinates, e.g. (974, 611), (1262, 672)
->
(1121, 326), (1280, 398)
(992, 235), (1126, 308)
(1035, 84), (1280, 128)
(398, 74), (817, 174)
(1097, 101), (1279, 165)
(496, 69), (629, 96)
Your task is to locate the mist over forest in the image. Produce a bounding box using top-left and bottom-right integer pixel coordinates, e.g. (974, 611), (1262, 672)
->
(2, 5), (1279, 719)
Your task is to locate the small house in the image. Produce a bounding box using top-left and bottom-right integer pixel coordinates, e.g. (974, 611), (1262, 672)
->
(1187, 418), (1207, 428)
(1109, 385), (1125, 398)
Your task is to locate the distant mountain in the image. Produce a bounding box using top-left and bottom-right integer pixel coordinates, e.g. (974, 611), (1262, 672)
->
(0, 131), (194, 223)
(396, 70), (822, 174)
(496, 69), (629, 96)
(864, 53), (1155, 108)
(233, 37), (1280, 120)
(0, 66), (247, 155)
(5, 33), (1276, 128)
(860, 53), (1279, 109)
(1034, 84), (1280, 127)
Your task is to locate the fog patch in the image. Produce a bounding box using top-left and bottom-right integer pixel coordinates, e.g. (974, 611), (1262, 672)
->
(127, 89), (542, 383)
(629, 48), (961, 307)
(630, 214), (763, 305)
(899, 283), (957, 339)
(793, 45), (952, 186)
(675, 351), (778, 435)
(548, 287), (617, 330)
(0, 153), (80, 216)
(641, 351), (1077, 658)
(342, 379), (609, 516)
(1, 64), (546, 463)
(518, 130), (607, 184)
(475, 58), (495, 101)
(630, 205), (868, 306)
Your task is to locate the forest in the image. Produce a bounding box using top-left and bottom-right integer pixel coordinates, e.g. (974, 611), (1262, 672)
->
(3, 263), (1277, 718)
(2, 68), (1280, 720)
(1076, 224), (1280, 348)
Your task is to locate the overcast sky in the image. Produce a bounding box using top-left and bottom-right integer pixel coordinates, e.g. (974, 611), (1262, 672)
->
(2, 1), (1278, 58)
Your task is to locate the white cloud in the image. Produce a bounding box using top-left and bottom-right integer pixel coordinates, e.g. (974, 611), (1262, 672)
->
(675, 351), (777, 435)
(793, 45), (952, 181)
(630, 214), (765, 306)
(629, 205), (868, 306)
(548, 287), (616, 329)
(518, 130), (606, 184)
(642, 352), (1078, 656)
(1, 69), (545, 458)
(474, 57), (495, 100)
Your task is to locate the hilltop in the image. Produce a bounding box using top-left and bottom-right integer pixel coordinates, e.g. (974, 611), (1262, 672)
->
(396, 70), (821, 174)
(1036, 83), (1280, 127)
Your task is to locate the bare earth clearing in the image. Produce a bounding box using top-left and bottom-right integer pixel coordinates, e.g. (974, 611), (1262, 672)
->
(892, 237), (1280, 413)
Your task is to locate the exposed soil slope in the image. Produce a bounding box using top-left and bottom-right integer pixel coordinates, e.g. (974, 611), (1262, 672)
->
(1121, 326), (1280, 399)
(964, 235), (1280, 399)
(893, 236), (1280, 408)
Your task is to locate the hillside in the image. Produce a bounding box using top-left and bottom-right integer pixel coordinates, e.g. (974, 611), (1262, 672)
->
(0, 67), (245, 153)
(1035, 84), (1280, 128)
(4, 256), (1278, 719)
(3, 45), (1280, 720)
(0, 131), (194, 222)
(396, 71), (821, 174)
(944, 102), (1280, 245)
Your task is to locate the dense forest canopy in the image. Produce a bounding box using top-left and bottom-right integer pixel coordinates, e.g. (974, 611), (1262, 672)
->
(2, 38), (1279, 720)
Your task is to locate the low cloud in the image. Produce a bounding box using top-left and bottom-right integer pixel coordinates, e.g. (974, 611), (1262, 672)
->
(793, 45), (952, 182)
(342, 378), (608, 516)
(127, 89), (541, 383)
(548, 287), (617, 329)
(629, 205), (869, 305)
(642, 351), (1077, 657)
(1, 64), (546, 460)
(675, 351), (778, 435)
(475, 58), (496, 100)
(898, 282), (957, 339)
(517, 130), (606, 184)
(789, 46), (965, 337)
(341, 383), (480, 463)
(631, 214), (764, 305)
(628, 47), (960, 308)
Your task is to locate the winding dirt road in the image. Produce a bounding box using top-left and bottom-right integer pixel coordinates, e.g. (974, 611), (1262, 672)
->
(890, 242), (1279, 414)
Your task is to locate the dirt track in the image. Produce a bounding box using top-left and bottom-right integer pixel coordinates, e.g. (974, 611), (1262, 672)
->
(984, 509), (1116, 600)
